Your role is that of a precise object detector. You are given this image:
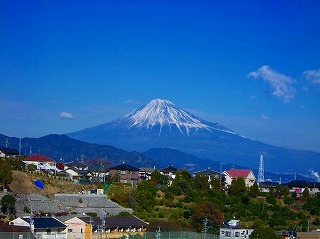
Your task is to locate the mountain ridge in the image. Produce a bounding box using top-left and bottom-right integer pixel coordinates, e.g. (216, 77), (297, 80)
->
(0, 133), (315, 182)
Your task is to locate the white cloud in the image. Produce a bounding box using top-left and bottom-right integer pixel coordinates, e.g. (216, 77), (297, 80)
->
(261, 114), (270, 120)
(303, 69), (320, 85)
(309, 169), (320, 182)
(59, 112), (74, 119)
(249, 65), (296, 103)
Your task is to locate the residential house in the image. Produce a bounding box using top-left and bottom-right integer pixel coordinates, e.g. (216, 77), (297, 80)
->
(220, 220), (254, 238)
(108, 163), (140, 186)
(0, 224), (35, 239)
(65, 215), (148, 239)
(160, 164), (178, 185)
(65, 161), (89, 171)
(23, 154), (57, 173)
(223, 169), (256, 188)
(194, 167), (221, 188)
(282, 180), (320, 197)
(64, 161), (92, 183)
(139, 167), (156, 180)
(0, 147), (19, 158)
(10, 217), (67, 239)
(258, 181), (279, 193)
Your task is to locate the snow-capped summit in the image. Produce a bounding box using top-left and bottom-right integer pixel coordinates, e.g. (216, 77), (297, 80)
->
(121, 99), (211, 134)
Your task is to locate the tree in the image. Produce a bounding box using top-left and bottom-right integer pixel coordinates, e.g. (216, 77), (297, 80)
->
(150, 170), (168, 187)
(268, 186), (274, 196)
(194, 173), (210, 192)
(249, 182), (260, 198)
(0, 158), (13, 189)
(275, 184), (282, 198)
(250, 224), (278, 239)
(135, 180), (157, 212)
(171, 170), (193, 197)
(0, 194), (16, 215)
(281, 185), (290, 198)
(210, 176), (221, 191)
(181, 169), (192, 182)
(111, 171), (120, 182)
(190, 201), (224, 232)
(229, 177), (246, 197)
(27, 164), (37, 172)
(302, 186), (310, 201)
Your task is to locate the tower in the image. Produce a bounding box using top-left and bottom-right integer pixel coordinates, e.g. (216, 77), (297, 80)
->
(258, 153), (264, 183)
(5, 138), (9, 148)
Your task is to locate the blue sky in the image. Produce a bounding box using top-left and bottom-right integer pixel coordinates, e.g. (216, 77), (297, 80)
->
(1, 1), (320, 152)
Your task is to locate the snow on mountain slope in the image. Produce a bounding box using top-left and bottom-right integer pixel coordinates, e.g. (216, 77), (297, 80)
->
(116, 99), (236, 136)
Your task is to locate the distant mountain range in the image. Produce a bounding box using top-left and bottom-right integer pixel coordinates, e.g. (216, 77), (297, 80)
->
(0, 134), (153, 167)
(0, 134), (313, 183)
(67, 99), (320, 176)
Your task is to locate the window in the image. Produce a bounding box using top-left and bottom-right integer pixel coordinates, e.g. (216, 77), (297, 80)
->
(235, 231), (240, 237)
(120, 171), (126, 175)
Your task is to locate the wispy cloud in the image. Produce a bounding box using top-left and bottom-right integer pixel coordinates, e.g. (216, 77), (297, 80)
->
(249, 65), (296, 103)
(303, 69), (320, 85)
(310, 169), (320, 182)
(261, 114), (270, 120)
(59, 112), (74, 119)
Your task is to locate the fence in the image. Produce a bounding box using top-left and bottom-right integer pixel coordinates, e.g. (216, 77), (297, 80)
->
(124, 231), (220, 239)
(0, 231), (220, 239)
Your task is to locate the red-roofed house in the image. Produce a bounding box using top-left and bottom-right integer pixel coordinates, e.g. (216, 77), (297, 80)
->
(223, 169), (256, 188)
(23, 154), (57, 173)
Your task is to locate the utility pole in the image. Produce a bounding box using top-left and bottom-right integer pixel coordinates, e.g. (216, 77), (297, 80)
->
(155, 227), (161, 239)
(202, 217), (209, 233)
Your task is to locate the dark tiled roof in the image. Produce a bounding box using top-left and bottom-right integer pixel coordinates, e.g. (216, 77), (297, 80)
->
(66, 167), (90, 175)
(110, 163), (139, 171)
(0, 147), (19, 155)
(160, 164), (178, 173)
(24, 154), (55, 163)
(196, 168), (219, 176)
(283, 180), (312, 188)
(22, 217), (67, 229)
(0, 224), (30, 232)
(78, 216), (148, 229)
(65, 161), (88, 169)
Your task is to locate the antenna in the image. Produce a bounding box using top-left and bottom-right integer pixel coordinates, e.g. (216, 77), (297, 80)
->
(258, 152), (264, 183)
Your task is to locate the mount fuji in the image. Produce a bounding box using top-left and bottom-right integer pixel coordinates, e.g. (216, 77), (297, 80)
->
(67, 99), (320, 175)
